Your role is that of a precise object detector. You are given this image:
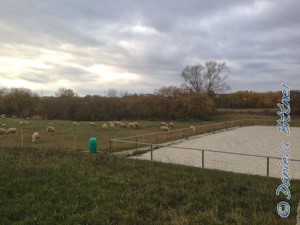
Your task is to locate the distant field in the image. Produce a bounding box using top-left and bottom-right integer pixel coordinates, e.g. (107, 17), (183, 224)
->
(1, 147), (299, 224)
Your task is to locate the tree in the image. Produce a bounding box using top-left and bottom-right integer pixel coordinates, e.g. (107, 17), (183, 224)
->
(181, 61), (230, 96)
(55, 88), (77, 98)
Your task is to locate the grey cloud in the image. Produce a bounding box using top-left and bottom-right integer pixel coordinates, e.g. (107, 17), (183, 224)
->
(0, 0), (299, 94)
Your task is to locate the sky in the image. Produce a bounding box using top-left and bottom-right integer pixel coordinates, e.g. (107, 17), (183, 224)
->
(0, 0), (299, 96)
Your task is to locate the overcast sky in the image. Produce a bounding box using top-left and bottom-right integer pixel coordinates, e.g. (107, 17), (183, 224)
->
(0, 0), (299, 96)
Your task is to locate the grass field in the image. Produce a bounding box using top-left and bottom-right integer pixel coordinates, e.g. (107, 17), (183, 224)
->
(1, 114), (300, 224)
(0, 118), (212, 151)
(1, 147), (300, 225)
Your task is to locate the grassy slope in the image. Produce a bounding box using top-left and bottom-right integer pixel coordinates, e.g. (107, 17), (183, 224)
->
(1, 147), (299, 225)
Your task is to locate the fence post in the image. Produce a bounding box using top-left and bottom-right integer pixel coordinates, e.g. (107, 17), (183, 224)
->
(202, 150), (205, 168)
(151, 145), (153, 161)
(156, 133), (158, 144)
(267, 157), (270, 177)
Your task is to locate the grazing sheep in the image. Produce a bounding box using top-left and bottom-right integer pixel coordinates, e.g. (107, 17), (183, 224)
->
(115, 121), (121, 126)
(89, 122), (96, 128)
(128, 122), (135, 129)
(120, 122), (127, 128)
(109, 122), (115, 129)
(20, 121), (24, 125)
(102, 123), (108, 130)
(24, 121), (30, 124)
(6, 128), (17, 136)
(160, 126), (170, 132)
(169, 122), (174, 128)
(190, 125), (196, 132)
(32, 132), (40, 143)
(0, 128), (6, 137)
(1, 123), (6, 126)
(73, 122), (80, 128)
(134, 122), (141, 129)
(47, 126), (55, 134)
(160, 122), (168, 127)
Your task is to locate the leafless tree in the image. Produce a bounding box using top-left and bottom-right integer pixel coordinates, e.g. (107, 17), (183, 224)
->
(181, 61), (230, 96)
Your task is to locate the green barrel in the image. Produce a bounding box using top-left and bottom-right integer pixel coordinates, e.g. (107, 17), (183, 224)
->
(88, 137), (97, 153)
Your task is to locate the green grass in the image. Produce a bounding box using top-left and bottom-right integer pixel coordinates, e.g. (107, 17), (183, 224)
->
(0, 118), (212, 151)
(1, 147), (299, 225)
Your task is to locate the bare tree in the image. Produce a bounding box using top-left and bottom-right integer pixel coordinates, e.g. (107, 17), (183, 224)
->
(181, 61), (230, 96)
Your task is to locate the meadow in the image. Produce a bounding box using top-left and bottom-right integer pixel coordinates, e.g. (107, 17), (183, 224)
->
(1, 113), (300, 224)
(1, 147), (300, 225)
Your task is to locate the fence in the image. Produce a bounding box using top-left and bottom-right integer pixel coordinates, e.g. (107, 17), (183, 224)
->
(110, 119), (300, 178)
(109, 119), (282, 153)
(0, 129), (113, 151)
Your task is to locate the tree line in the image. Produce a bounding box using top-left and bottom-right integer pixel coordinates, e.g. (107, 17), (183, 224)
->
(0, 87), (299, 121)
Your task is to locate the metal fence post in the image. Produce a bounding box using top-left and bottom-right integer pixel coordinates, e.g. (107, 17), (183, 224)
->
(267, 157), (270, 177)
(202, 150), (205, 168)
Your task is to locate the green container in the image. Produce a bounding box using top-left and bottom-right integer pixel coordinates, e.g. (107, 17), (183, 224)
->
(88, 137), (97, 153)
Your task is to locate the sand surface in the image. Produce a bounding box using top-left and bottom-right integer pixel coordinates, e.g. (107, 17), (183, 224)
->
(132, 126), (300, 179)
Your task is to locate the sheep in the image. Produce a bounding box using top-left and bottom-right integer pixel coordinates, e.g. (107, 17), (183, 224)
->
(115, 121), (122, 126)
(160, 126), (170, 132)
(1, 123), (6, 126)
(47, 126), (55, 134)
(32, 132), (40, 143)
(109, 122), (115, 129)
(128, 122), (136, 129)
(20, 121), (24, 125)
(0, 128), (6, 137)
(102, 123), (108, 130)
(160, 122), (168, 127)
(24, 121), (29, 124)
(169, 122), (174, 128)
(190, 125), (196, 132)
(5, 128), (17, 136)
(73, 122), (80, 128)
(134, 122), (141, 129)
(89, 122), (96, 128)
(120, 122), (127, 128)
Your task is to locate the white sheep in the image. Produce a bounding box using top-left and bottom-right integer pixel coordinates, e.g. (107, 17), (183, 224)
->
(6, 128), (17, 136)
(47, 126), (55, 134)
(109, 122), (115, 129)
(160, 122), (168, 127)
(32, 132), (40, 143)
(0, 128), (6, 137)
(120, 122), (127, 128)
(1, 123), (6, 126)
(102, 123), (108, 130)
(89, 122), (96, 128)
(190, 125), (196, 132)
(73, 122), (80, 128)
(160, 126), (170, 132)
(169, 122), (174, 128)
(128, 122), (135, 128)
(134, 122), (141, 129)
(20, 121), (24, 125)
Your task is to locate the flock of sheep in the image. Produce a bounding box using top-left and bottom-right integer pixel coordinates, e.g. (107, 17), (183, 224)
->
(1, 116), (197, 145)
